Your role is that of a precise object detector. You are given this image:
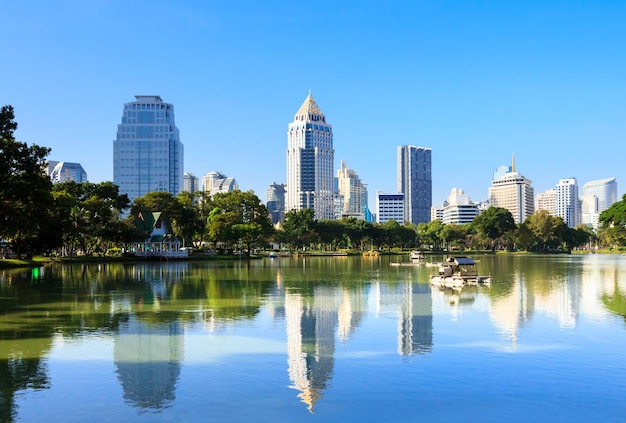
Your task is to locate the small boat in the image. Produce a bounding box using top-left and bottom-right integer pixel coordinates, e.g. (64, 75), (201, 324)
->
(429, 256), (491, 289)
(409, 250), (425, 261)
(268, 252), (278, 258)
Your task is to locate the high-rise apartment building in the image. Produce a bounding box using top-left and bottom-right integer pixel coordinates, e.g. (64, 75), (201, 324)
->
(488, 161), (534, 224)
(337, 160), (368, 219)
(266, 182), (286, 225)
(113, 95), (183, 204)
(581, 177), (617, 229)
(202, 171), (239, 196)
(556, 178), (580, 228)
(47, 161), (88, 184)
(535, 189), (557, 215)
(183, 172), (199, 194)
(397, 146), (432, 225)
(376, 192), (405, 224)
(286, 93), (334, 220)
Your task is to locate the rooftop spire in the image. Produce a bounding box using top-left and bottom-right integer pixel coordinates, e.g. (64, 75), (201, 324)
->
(511, 152), (516, 172)
(295, 92), (324, 118)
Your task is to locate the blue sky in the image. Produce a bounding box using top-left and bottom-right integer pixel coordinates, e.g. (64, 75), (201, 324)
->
(3, 0), (625, 207)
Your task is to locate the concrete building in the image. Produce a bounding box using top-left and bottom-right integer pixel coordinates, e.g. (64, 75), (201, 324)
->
(376, 192), (405, 224)
(47, 161), (88, 184)
(580, 177), (618, 229)
(266, 182), (286, 225)
(441, 188), (479, 225)
(113, 95), (183, 204)
(535, 188), (557, 215)
(488, 160), (534, 224)
(286, 92), (334, 219)
(202, 171), (239, 196)
(183, 172), (199, 195)
(337, 160), (368, 219)
(556, 178), (580, 228)
(397, 145), (432, 225)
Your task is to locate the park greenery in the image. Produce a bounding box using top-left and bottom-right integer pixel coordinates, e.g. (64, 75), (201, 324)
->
(3, 104), (626, 259)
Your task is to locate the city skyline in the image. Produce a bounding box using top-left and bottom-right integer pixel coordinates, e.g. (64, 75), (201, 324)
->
(4, 1), (626, 207)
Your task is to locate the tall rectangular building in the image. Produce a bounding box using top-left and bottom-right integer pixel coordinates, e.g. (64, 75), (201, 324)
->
(488, 165), (534, 224)
(397, 146), (432, 225)
(286, 92), (334, 220)
(337, 160), (368, 219)
(556, 178), (580, 228)
(113, 95), (183, 204)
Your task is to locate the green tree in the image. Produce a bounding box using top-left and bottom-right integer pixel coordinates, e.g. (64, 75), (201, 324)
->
(207, 190), (273, 254)
(599, 194), (626, 247)
(0, 105), (53, 256)
(472, 207), (516, 251)
(281, 208), (317, 251)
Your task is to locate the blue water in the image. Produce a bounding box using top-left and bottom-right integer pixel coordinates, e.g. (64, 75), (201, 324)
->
(1, 254), (625, 422)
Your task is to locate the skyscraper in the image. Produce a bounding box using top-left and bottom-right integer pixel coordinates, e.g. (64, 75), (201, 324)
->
(201, 171), (238, 196)
(183, 172), (199, 194)
(336, 160), (368, 219)
(397, 146), (432, 224)
(113, 95), (183, 205)
(581, 177), (617, 229)
(47, 161), (88, 184)
(488, 159), (534, 224)
(266, 182), (286, 225)
(556, 178), (580, 228)
(286, 92), (334, 220)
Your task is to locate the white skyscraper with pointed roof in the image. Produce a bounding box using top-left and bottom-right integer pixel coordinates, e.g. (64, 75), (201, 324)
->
(286, 92), (334, 219)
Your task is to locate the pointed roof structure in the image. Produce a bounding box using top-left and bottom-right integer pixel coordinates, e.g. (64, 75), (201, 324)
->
(295, 91), (324, 118)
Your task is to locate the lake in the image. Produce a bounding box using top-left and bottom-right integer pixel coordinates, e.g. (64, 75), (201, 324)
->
(1, 254), (625, 423)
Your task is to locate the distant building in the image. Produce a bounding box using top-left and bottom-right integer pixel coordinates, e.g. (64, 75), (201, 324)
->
(286, 92), (335, 220)
(441, 188), (479, 225)
(266, 182), (286, 225)
(113, 95), (183, 204)
(377, 192), (404, 224)
(202, 171), (239, 196)
(47, 161), (88, 184)
(397, 146), (432, 225)
(556, 178), (580, 228)
(183, 172), (199, 194)
(535, 189), (557, 215)
(581, 177), (618, 229)
(337, 160), (368, 219)
(488, 157), (534, 224)
(431, 206), (443, 222)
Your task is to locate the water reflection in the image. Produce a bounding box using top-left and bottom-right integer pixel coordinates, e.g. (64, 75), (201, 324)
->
(0, 255), (625, 421)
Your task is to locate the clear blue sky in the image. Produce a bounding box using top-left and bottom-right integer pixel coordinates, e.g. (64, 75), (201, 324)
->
(3, 0), (625, 207)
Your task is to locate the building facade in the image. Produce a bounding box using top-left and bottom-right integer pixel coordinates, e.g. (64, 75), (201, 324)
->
(337, 160), (368, 219)
(397, 146), (432, 225)
(441, 188), (479, 225)
(47, 161), (88, 184)
(556, 178), (580, 228)
(201, 171), (239, 197)
(488, 164), (534, 224)
(286, 93), (335, 220)
(376, 192), (405, 224)
(580, 177), (617, 229)
(113, 95), (183, 204)
(535, 188), (557, 215)
(183, 172), (199, 194)
(266, 182), (286, 225)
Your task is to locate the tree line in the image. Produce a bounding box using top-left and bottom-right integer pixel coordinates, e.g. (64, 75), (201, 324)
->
(4, 104), (626, 257)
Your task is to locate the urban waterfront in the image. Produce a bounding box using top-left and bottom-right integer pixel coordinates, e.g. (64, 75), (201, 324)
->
(1, 254), (625, 423)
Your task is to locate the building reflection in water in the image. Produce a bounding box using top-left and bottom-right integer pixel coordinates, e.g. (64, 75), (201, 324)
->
(111, 264), (185, 410)
(286, 287), (339, 412)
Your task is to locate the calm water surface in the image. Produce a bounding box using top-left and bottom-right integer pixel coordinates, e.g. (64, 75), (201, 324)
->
(1, 254), (625, 423)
